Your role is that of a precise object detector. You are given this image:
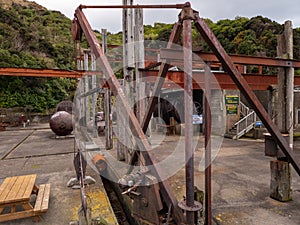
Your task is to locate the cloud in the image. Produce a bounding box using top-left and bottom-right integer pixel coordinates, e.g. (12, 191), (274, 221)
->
(32, 0), (300, 32)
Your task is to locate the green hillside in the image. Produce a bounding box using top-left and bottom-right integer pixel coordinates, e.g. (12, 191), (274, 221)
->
(0, 0), (76, 112)
(0, 0), (300, 113)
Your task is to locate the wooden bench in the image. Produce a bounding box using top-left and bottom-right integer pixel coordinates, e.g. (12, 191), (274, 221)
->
(0, 174), (50, 222)
(34, 184), (51, 214)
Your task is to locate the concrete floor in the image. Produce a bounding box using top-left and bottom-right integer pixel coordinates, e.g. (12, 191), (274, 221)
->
(0, 124), (118, 225)
(1, 124), (300, 224)
(156, 135), (300, 225)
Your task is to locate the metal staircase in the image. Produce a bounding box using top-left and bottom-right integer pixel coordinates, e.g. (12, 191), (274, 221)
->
(226, 102), (259, 139)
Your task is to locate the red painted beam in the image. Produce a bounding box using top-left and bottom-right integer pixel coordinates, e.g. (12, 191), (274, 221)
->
(160, 48), (300, 68)
(142, 70), (300, 90)
(0, 68), (104, 78)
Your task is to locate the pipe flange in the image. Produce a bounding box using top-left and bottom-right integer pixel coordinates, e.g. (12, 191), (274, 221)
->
(178, 200), (202, 212)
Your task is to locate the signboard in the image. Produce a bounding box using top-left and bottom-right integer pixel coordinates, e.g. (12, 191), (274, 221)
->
(192, 114), (203, 124)
(226, 105), (238, 115)
(225, 95), (239, 104)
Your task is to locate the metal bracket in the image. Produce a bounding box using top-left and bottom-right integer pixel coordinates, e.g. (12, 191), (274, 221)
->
(178, 3), (195, 21)
(178, 200), (202, 212)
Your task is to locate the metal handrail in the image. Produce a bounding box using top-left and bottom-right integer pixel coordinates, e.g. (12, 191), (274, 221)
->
(240, 102), (250, 117)
(234, 110), (257, 139)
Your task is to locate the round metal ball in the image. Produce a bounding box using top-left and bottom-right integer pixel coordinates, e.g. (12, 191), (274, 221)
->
(49, 111), (73, 136)
(56, 100), (73, 114)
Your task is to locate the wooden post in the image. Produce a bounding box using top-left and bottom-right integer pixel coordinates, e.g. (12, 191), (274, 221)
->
(271, 20), (294, 202)
(276, 20), (294, 146)
(101, 28), (113, 149)
(122, 0), (135, 162)
(91, 52), (97, 138)
(135, 8), (145, 123)
(83, 50), (90, 128)
(105, 88), (113, 149)
(284, 21), (294, 148)
(270, 160), (292, 201)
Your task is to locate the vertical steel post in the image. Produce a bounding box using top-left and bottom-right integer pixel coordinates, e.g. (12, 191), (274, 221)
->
(204, 64), (212, 225)
(183, 11), (194, 225)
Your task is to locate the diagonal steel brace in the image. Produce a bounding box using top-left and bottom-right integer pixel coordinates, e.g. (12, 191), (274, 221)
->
(193, 12), (300, 176)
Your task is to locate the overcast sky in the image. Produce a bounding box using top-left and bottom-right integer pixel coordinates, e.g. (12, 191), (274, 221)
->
(32, 0), (300, 33)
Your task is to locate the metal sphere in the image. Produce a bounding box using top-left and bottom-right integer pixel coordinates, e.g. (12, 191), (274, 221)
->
(49, 111), (73, 136)
(56, 100), (73, 114)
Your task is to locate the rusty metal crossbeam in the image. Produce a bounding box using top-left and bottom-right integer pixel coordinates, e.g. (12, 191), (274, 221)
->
(79, 3), (188, 9)
(0, 68), (83, 78)
(160, 48), (300, 68)
(193, 12), (300, 176)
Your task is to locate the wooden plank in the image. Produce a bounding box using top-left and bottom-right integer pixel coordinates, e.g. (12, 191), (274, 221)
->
(0, 177), (17, 203)
(0, 209), (34, 222)
(22, 175), (37, 200)
(0, 178), (11, 201)
(15, 176), (29, 200)
(34, 184), (45, 212)
(41, 184), (50, 212)
(7, 176), (26, 202)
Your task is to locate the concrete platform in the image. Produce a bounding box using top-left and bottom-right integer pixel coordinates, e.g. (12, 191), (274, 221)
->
(94, 132), (300, 225)
(0, 124), (118, 225)
(1, 123), (300, 224)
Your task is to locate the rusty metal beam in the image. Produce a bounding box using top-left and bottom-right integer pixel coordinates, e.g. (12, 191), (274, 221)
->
(3, 67), (300, 91)
(0, 68), (84, 78)
(193, 13), (300, 176)
(74, 7), (185, 224)
(79, 3), (188, 9)
(160, 48), (300, 68)
(142, 70), (289, 90)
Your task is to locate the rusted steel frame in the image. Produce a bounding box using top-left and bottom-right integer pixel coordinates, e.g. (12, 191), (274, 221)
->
(204, 63), (212, 225)
(159, 48), (300, 68)
(183, 12), (194, 224)
(79, 3), (188, 9)
(74, 8), (185, 223)
(193, 14), (300, 175)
